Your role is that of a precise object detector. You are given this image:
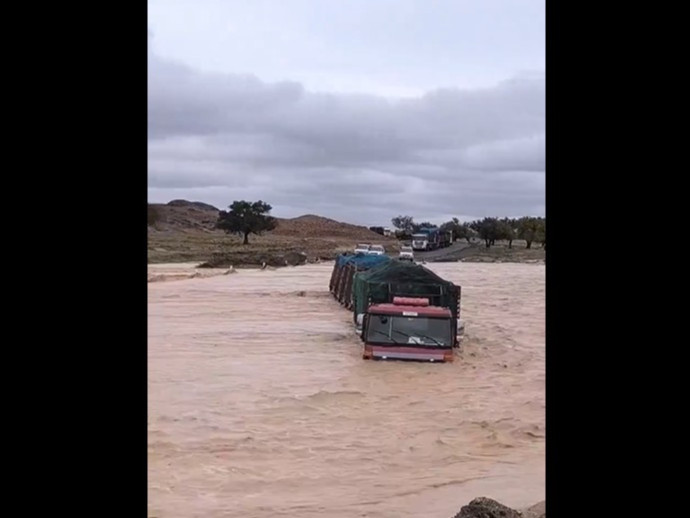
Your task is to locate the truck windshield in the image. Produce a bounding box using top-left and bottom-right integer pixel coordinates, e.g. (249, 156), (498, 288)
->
(366, 315), (452, 347)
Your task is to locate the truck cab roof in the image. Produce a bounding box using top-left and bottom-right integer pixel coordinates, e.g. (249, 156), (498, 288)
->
(368, 299), (452, 317)
(369, 303), (451, 317)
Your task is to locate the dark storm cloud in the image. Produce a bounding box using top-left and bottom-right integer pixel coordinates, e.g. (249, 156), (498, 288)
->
(148, 42), (544, 225)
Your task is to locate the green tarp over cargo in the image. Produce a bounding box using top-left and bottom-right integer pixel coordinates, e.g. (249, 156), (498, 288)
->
(351, 261), (461, 319)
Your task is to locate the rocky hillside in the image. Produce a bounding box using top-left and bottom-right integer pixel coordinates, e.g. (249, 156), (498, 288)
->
(271, 214), (388, 240)
(148, 200), (219, 233)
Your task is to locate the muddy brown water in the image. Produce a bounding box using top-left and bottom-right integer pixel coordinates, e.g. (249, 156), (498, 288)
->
(148, 262), (545, 518)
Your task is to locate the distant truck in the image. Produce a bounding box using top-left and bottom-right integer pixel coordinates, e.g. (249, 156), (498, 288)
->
(411, 226), (454, 251)
(439, 230), (454, 248)
(329, 255), (463, 362)
(412, 226), (440, 251)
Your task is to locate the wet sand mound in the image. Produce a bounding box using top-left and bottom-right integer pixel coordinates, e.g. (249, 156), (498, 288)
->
(521, 500), (546, 518)
(147, 263), (230, 283)
(452, 497), (522, 518)
(450, 497), (545, 518)
(199, 250), (309, 268)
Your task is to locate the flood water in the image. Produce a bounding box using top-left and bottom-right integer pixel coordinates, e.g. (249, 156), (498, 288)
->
(148, 262), (545, 518)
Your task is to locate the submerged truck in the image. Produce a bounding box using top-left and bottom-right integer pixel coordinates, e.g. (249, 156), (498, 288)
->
(330, 256), (462, 362)
(329, 253), (391, 308)
(361, 297), (457, 362)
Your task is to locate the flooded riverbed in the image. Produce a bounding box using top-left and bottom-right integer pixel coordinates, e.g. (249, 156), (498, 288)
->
(148, 262), (545, 518)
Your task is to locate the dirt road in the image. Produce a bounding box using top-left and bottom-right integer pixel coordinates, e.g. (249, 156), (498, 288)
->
(412, 241), (474, 262)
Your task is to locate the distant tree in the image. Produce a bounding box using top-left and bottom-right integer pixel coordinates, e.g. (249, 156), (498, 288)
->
(148, 204), (161, 227)
(498, 218), (518, 248)
(414, 221), (434, 232)
(216, 200), (277, 245)
(440, 218), (469, 242)
(538, 219), (546, 249)
(439, 220), (456, 238)
(470, 217), (502, 248)
(458, 222), (476, 243)
(391, 215), (416, 233)
(517, 217), (545, 249)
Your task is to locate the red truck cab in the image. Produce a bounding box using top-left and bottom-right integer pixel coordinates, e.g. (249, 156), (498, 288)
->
(361, 297), (457, 362)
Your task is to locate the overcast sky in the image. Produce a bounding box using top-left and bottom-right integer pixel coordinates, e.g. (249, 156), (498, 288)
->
(148, 0), (545, 226)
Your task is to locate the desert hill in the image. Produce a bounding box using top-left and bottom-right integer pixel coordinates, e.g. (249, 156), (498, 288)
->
(148, 200), (392, 242)
(148, 200), (396, 265)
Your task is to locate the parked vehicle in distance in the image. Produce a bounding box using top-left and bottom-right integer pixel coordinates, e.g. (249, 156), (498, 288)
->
(411, 226), (454, 251)
(399, 246), (414, 261)
(412, 227), (440, 251)
(439, 229), (454, 248)
(354, 243), (370, 254)
(367, 244), (386, 256)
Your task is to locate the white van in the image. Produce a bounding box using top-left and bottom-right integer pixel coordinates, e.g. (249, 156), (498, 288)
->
(399, 245), (414, 261)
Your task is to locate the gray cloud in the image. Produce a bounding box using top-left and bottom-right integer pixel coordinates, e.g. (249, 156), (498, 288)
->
(148, 40), (544, 226)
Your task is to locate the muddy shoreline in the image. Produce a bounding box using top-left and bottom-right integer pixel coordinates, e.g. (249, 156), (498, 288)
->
(148, 229), (544, 268)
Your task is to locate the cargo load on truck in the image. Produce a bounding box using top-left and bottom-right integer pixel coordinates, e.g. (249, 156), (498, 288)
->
(351, 260), (460, 323)
(438, 229), (454, 248)
(329, 253), (392, 308)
